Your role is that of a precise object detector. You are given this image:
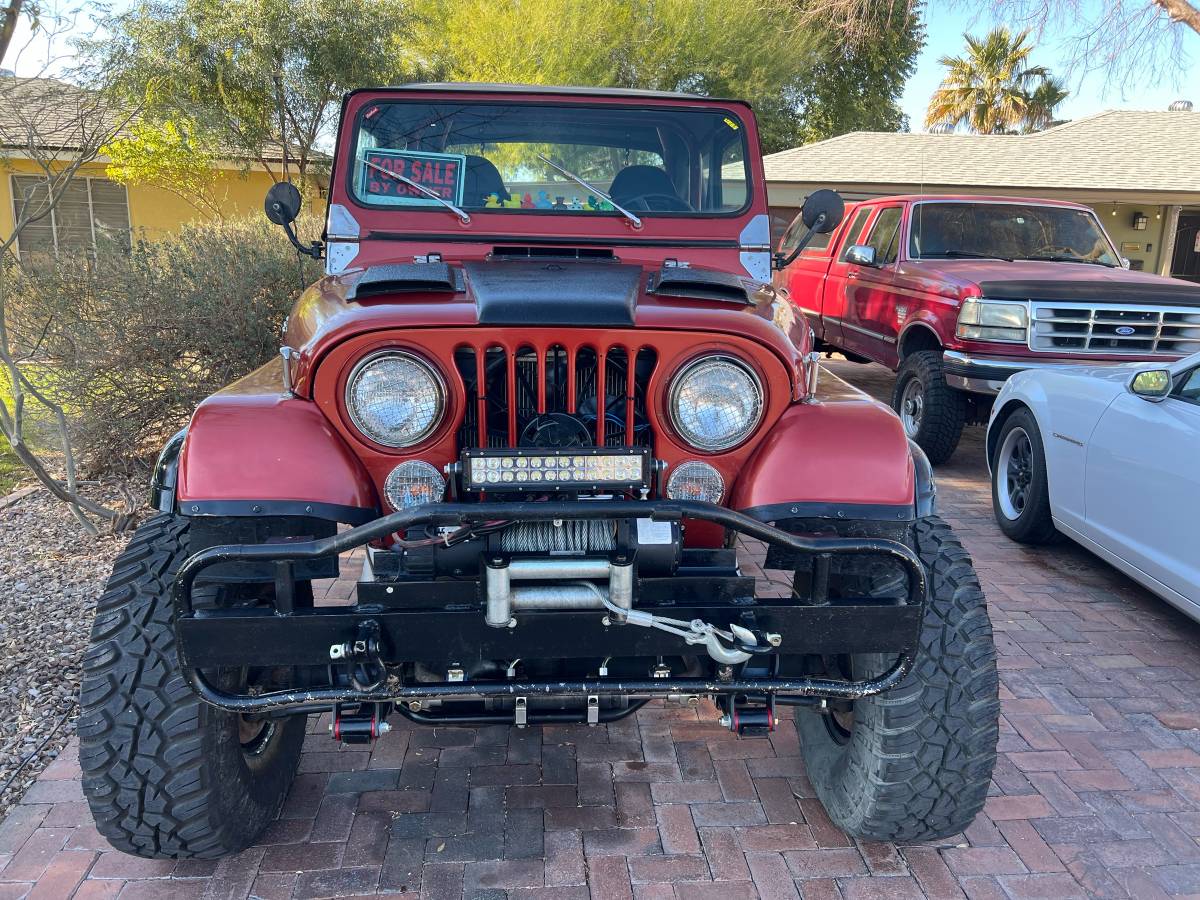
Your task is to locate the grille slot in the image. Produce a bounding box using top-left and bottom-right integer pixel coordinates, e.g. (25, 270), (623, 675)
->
(1030, 302), (1200, 355)
(456, 340), (657, 450)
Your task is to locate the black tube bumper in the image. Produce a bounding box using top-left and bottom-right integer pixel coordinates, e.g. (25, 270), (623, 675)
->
(172, 499), (928, 714)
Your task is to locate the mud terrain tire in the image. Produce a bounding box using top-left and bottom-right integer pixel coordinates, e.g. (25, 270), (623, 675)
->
(892, 351), (967, 464)
(795, 515), (999, 842)
(78, 514), (305, 859)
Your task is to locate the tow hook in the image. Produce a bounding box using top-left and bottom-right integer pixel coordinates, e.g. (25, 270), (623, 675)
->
(330, 702), (391, 744)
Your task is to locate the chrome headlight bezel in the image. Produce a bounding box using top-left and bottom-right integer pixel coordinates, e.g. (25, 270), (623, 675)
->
(345, 350), (446, 448)
(668, 354), (765, 452)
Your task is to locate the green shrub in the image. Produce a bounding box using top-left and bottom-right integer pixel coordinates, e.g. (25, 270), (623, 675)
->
(7, 216), (321, 476)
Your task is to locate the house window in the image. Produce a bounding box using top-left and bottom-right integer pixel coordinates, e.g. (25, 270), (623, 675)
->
(11, 175), (131, 260)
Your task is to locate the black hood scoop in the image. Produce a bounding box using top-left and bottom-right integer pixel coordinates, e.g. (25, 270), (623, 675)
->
(466, 260), (639, 327)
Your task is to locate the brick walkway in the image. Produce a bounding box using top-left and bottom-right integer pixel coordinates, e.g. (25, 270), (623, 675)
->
(3, 362), (1200, 898)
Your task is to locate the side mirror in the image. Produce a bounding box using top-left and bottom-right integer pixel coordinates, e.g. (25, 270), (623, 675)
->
(265, 181), (302, 225)
(845, 244), (877, 267)
(264, 182), (321, 260)
(1130, 368), (1172, 401)
(1119, 256), (1132, 270)
(773, 189), (846, 270)
(801, 189), (845, 234)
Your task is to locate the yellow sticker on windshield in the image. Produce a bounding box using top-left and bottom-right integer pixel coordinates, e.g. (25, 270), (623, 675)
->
(724, 117), (739, 130)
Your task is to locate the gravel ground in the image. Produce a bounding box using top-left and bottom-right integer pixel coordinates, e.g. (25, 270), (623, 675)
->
(0, 487), (129, 822)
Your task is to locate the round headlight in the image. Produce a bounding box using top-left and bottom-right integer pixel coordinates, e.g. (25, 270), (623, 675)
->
(666, 461), (725, 504)
(669, 356), (763, 452)
(384, 460), (446, 510)
(346, 351), (445, 448)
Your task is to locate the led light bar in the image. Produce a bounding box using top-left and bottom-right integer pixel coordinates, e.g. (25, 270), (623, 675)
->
(462, 448), (651, 492)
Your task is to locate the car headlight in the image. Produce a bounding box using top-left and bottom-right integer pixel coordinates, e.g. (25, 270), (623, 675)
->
(346, 350), (445, 447)
(957, 299), (1028, 343)
(669, 356), (764, 452)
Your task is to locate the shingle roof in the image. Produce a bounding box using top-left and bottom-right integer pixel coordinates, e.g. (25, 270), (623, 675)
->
(0, 76), (317, 165)
(762, 110), (1200, 193)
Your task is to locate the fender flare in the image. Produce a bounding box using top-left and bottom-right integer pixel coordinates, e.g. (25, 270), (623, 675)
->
(150, 427), (188, 513)
(730, 399), (922, 522)
(174, 362), (380, 524)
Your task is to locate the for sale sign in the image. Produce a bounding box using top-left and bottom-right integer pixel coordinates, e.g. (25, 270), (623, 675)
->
(360, 149), (466, 207)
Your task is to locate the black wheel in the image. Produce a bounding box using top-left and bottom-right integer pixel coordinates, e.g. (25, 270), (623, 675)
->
(892, 351), (967, 464)
(79, 514), (306, 859)
(795, 515), (999, 842)
(990, 407), (1059, 544)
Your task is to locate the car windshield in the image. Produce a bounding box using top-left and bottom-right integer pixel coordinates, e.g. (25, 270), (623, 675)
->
(350, 100), (751, 219)
(909, 202), (1120, 266)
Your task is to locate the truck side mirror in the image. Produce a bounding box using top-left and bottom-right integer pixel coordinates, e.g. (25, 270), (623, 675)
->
(845, 244), (877, 267)
(265, 181), (302, 225)
(773, 189), (846, 271)
(264, 182), (322, 260)
(1129, 368), (1172, 401)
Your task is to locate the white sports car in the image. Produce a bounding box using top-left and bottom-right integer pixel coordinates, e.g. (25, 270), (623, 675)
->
(987, 351), (1200, 617)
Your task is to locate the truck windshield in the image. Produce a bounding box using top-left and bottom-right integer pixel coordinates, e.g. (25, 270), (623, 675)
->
(909, 202), (1120, 267)
(350, 100), (751, 218)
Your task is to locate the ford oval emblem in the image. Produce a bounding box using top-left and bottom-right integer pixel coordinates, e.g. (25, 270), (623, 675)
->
(1115, 326), (1136, 335)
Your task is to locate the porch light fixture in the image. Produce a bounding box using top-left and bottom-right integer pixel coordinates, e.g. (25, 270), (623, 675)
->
(1132, 212), (1148, 231)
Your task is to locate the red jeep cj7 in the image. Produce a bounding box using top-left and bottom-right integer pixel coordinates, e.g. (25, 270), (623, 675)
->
(78, 85), (999, 859)
(777, 196), (1200, 462)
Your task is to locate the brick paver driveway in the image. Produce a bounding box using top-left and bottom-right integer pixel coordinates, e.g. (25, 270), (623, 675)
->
(3, 361), (1200, 898)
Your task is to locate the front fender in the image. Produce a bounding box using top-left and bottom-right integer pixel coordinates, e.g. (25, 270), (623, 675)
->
(176, 360), (379, 523)
(731, 399), (919, 522)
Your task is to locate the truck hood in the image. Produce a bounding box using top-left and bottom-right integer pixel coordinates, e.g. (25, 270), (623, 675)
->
(283, 259), (810, 397)
(900, 259), (1200, 306)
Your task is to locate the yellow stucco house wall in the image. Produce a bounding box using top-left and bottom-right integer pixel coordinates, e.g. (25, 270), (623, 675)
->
(0, 157), (324, 255)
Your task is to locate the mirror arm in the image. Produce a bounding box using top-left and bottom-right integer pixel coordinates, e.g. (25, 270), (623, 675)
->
(282, 220), (323, 260)
(772, 212), (827, 271)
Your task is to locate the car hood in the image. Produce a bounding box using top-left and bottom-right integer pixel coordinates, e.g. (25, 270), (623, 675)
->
(900, 259), (1200, 306)
(282, 259), (811, 397)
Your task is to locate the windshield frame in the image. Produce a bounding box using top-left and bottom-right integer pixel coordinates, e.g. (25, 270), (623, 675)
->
(344, 98), (755, 221)
(906, 199), (1122, 267)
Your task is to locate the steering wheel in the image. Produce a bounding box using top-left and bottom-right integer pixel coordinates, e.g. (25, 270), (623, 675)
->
(619, 192), (694, 213)
(1033, 244), (1080, 258)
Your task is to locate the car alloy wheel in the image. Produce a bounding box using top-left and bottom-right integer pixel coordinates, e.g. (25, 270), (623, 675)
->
(899, 377), (924, 438)
(996, 425), (1034, 520)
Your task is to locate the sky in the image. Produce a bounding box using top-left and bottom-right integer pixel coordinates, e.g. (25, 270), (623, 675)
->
(901, 3), (1200, 130)
(6, 1), (1199, 130)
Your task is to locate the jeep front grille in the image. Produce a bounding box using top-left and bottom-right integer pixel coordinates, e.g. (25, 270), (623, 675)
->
(1030, 302), (1200, 355)
(454, 341), (658, 449)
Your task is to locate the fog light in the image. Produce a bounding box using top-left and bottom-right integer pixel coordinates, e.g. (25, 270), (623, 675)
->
(384, 460), (446, 510)
(666, 461), (724, 504)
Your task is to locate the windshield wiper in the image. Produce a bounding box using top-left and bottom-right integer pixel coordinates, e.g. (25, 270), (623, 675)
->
(920, 250), (1013, 262)
(1022, 254), (1116, 267)
(358, 157), (471, 225)
(536, 153), (642, 230)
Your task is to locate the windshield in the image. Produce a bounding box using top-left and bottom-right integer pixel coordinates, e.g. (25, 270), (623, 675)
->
(350, 100), (751, 218)
(909, 202), (1120, 266)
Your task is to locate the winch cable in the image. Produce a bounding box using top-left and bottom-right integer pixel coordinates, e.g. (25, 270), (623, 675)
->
(570, 581), (781, 666)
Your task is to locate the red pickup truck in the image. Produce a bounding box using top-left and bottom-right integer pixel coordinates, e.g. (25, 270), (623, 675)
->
(775, 195), (1200, 462)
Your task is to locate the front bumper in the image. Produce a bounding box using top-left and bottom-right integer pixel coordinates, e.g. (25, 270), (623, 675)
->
(173, 499), (927, 715)
(943, 350), (1138, 395)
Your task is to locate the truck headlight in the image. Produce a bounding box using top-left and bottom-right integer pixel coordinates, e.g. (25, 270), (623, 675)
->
(956, 299), (1028, 343)
(668, 356), (763, 452)
(346, 351), (445, 447)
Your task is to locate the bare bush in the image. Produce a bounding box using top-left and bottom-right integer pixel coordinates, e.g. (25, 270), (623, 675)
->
(7, 216), (319, 477)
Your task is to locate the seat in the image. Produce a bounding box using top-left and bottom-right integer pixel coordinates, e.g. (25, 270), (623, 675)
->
(462, 155), (510, 207)
(608, 165), (690, 212)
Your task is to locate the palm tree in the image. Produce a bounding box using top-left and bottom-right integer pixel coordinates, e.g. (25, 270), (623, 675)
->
(1022, 76), (1069, 132)
(924, 27), (1066, 134)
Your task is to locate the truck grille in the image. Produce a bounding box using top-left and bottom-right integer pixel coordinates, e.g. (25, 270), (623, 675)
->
(1029, 302), (1200, 355)
(454, 341), (657, 449)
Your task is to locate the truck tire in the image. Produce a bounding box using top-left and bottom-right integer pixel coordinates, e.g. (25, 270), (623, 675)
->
(990, 407), (1060, 544)
(892, 351), (966, 464)
(78, 514), (306, 859)
(795, 515), (999, 842)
